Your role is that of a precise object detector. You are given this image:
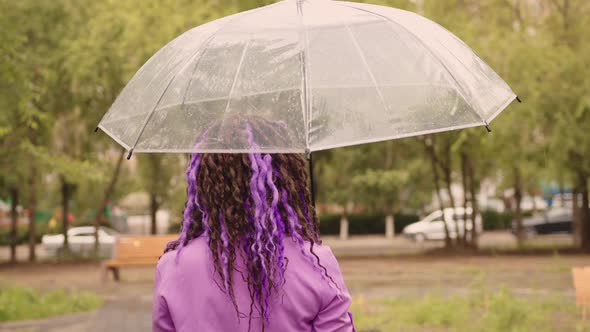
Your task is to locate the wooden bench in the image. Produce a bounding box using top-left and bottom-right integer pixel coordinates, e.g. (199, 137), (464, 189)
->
(102, 235), (178, 281)
(572, 267), (590, 322)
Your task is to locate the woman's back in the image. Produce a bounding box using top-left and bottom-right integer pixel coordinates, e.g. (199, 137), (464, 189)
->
(153, 236), (353, 332)
(151, 123), (354, 331)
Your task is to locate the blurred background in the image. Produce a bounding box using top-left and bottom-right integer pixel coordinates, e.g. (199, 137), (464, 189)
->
(1, 0), (589, 331)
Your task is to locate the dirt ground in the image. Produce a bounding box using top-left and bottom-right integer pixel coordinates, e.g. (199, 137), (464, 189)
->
(0, 253), (585, 299)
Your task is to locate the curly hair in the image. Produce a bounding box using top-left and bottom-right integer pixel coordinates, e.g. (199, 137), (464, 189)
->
(164, 118), (335, 331)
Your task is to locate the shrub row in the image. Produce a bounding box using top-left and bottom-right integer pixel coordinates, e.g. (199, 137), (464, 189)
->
(168, 213), (420, 236)
(318, 213), (420, 235)
(0, 223), (49, 246)
(0, 210), (521, 246)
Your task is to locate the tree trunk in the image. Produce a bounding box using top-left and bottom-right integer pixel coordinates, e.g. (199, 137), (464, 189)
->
(514, 168), (524, 248)
(441, 144), (460, 246)
(9, 187), (19, 263)
(385, 206), (395, 239)
(150, 192), (158, 235)
(558, 177), (565, 208)
(573, 187), (581, 247)
(581, 187), (590, 250)
(578, 173), (590, 250)
(339, 212), (349, 240)
(467, 158), (479, 249)
(61, 176), (71, 255)
(94, 149), (125, 254)
(28, 163), (37, 262)
(460, 153), (469, 246)
(424, 138), (452, 248)
(384, 141), (395, 240)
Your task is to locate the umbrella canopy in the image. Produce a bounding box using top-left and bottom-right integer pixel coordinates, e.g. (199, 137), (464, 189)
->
(97, 0), (517, 156)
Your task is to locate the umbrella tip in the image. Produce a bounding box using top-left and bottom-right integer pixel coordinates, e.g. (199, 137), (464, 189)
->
(484, 122), (492, 133)
(516, 96), (522, 103)
(94, 127), (99, 133)
(126, 148), (134, 160)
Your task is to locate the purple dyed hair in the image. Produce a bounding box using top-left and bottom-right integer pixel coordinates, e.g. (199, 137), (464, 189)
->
(164, 121), (337, 330)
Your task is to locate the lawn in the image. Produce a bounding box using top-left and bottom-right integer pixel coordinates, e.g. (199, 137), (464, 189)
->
(351, 280), (584, 332)
(0, 285), (102, 322)
(0, 253), (587, 331)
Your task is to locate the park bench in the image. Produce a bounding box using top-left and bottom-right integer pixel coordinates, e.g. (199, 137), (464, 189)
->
(102, 234), (177, 282)
(572, 267), (590, 322)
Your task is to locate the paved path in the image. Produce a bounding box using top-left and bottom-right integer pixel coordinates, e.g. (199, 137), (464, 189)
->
(88, 295), (153, 332)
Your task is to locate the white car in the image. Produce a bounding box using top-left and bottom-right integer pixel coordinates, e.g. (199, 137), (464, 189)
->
(41, 226), (118, 257)
(520, 196), (548, 212)
(403, 207), (483, 242)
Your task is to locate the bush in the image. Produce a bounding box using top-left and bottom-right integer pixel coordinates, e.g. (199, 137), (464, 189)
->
(166, 213), (420, 236)
(482, 210), (514, 230)
(319, 213), (419, 235)
(0, 223), (49, 246)
(168, 221), (181, 234)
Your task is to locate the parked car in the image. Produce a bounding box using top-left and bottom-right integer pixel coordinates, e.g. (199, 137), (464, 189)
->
(520, 195), (549, 212)
(42, 226), (118, 257)
(512, 207), (572, 237)
(402, 207), (483, 242)
(551, 193), (587, 209)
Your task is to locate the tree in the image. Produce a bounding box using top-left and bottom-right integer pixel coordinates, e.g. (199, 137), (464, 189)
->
(316, 148), (363, 239)
(137, 154), (181, 234)
(543, 0), (590, 249)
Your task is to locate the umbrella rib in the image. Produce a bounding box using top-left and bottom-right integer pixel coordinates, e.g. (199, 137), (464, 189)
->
(297, 0), (311, 152)
(335, 3), (486, 123)
(344, 24), (390, 116)
(180, 43), (213, 111)
(215, 38), (252, 144)
(126, 3), (283, 156)
(221, 38), (252, 117)
(127, 37), (215, 157)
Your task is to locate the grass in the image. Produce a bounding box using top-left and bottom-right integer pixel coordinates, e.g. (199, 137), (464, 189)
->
(0, 286), (102, 322)
(351, 283), (584, 332)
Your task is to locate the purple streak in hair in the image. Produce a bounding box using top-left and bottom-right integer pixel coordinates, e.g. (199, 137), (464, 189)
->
(260, 155), (278, 255)
(253, 158), (273, 318)
(299, 190), (318, 242)
(219, 214), (231, 291)
(263, 155), (286, 286)
(172, 126), (215, 263)
(173, 153), (202, 263)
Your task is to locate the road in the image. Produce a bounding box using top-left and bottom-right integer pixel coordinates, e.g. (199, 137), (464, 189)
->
(0, 231), (575, 262)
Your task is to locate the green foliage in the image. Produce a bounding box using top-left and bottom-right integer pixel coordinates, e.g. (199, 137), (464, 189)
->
(0, 222), (50, 246)
(1, 0), (590, 251)
(481, 210), (515, 230)
(0, 286), (102, 322)
(352, 168), (409, 212)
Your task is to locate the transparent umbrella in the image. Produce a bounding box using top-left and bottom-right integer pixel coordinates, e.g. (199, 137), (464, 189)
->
(97, 0), (518, 158)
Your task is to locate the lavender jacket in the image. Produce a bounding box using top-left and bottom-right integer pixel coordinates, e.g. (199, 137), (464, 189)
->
(153, 235), (355, 332)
